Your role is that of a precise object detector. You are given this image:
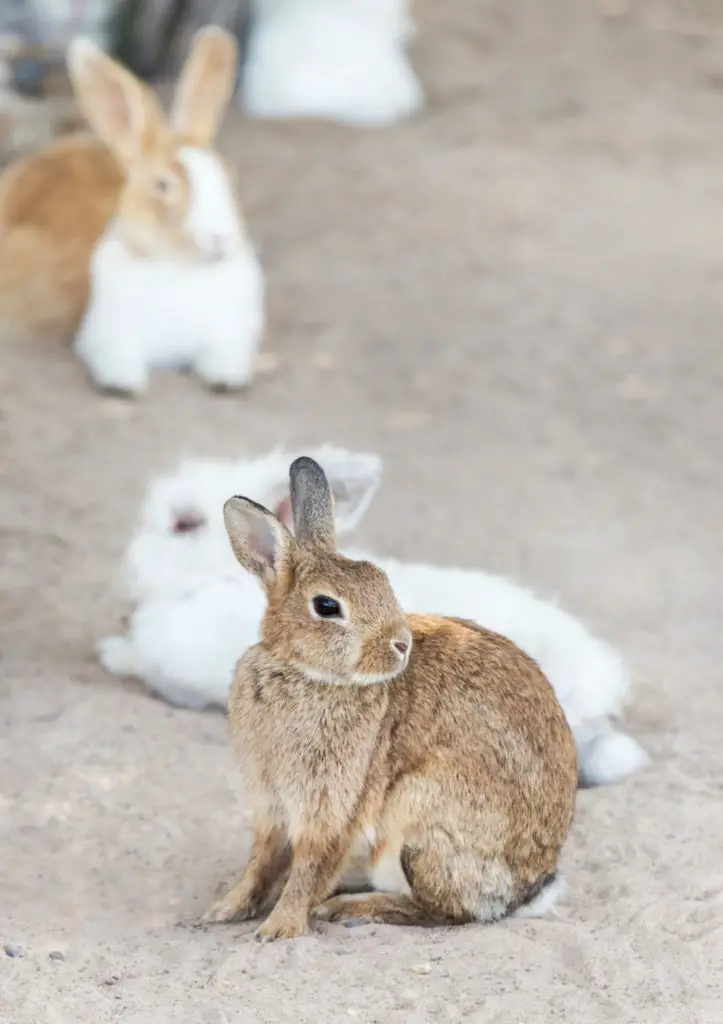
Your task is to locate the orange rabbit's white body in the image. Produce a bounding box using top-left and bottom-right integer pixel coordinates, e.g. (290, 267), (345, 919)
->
(75, 147), (263, 394)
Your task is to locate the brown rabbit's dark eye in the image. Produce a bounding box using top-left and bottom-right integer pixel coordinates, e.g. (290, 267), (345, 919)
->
(312, 595), (343, 619)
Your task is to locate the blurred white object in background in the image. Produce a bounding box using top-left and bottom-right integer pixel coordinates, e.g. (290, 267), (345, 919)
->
(26, 0), (112, 48)
(241, 0), (423, 127)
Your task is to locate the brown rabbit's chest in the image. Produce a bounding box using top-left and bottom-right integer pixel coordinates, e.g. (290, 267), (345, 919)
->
(229, 660), (390, 833)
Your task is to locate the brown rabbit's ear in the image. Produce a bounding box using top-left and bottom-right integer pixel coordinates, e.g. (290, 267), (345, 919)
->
(224, 496), (293, 593)
(289, 457), (336, 552)
(67, 37), (165, 166)
(170, 26), (238, 147)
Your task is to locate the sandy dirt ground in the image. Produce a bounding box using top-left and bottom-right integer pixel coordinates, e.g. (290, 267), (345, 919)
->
(2, 2), (723, 1021)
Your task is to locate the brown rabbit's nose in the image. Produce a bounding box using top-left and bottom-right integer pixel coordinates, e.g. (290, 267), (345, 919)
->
(391, 631), (412, 660)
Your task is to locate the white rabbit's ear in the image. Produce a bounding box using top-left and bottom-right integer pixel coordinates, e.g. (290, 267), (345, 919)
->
(273, 495), (293, 530)
(224, 496), (294, 594)
(257, 447), (382, 536)
(317, 449), (382, 535)
(68, 37), (165, 165)
(170, 26), (238, 146)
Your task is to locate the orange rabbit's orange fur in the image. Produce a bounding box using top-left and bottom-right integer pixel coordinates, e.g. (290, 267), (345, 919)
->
(0, 133), (122, 341)
(204, 457), (578, 940)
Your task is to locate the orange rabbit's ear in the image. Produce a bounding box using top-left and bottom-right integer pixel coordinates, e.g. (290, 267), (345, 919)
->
(67, 37), (166, 166)
(170, 26), (238, 147)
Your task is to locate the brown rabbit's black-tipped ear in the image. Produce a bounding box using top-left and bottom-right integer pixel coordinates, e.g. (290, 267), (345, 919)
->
(67, 37), (165, 166)
(289, 457), (336, 552)
(224, 496), (293, 593)
(170, 25), (238, 146)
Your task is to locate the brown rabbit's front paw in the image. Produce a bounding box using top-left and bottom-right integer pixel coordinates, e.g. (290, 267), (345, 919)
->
(202, 893), (257, 925)
(255, 909), (309, 941)
(312, 895), (359, 923)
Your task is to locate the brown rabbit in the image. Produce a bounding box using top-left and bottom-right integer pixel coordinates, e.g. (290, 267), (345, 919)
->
(204, 456), (578, 940)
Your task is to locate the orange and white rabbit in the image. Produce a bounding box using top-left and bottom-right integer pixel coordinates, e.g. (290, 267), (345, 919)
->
(204, 456), (578, 939)
(0, 28), (264, 395)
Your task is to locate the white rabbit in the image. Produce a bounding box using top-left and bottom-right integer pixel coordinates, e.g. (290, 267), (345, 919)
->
(100, 447), (384, 708)
(99, 446), (649, 787)
(241, 0), (423, 127)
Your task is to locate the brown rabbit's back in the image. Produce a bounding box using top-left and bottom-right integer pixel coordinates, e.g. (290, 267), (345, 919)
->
(386, 614), (578, 880)
(0, 134), (122, 340)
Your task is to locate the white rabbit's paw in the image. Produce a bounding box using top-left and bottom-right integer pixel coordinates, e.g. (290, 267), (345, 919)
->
(97, 635), (138, 677)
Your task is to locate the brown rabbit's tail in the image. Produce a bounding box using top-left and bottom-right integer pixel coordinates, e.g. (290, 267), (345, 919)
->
(511, 872), (564, 919)
(0, 225), (90, 343)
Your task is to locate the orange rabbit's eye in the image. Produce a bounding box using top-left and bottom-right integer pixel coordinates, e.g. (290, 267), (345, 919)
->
(154, 172), (179, 199)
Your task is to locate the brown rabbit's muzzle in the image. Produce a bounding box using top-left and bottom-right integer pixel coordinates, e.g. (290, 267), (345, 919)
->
(304, 559), (412, 686)
(352, 620), (412, 686)
(264, 555), (413, 687)
(270, 611), (412, 688)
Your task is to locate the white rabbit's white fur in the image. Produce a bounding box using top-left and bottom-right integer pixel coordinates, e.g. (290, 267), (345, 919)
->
(74, 149), (264, 395)
(99, 447), (649, 787)
(241, 0), (423, 127)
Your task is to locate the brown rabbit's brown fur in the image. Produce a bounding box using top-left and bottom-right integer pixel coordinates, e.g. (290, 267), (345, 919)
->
(205, 457), (577, 940)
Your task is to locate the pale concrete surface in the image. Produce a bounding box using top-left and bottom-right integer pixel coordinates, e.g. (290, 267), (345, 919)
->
(1, 3), (722, 1021)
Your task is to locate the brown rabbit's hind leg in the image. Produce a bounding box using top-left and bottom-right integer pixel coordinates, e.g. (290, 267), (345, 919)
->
(315, 773), (523, 927)
(203, 822), (290, 924)
(314, 834), (473, 927)
(314, 838), (420, 923)
(398, 833), (563, 924)
(314, 830), (517, 927)
(313, 891), (449, 926)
